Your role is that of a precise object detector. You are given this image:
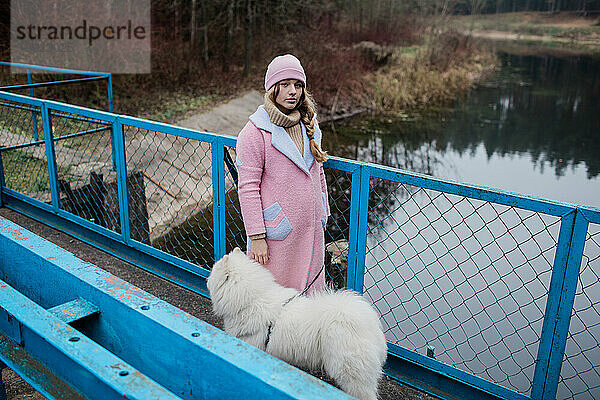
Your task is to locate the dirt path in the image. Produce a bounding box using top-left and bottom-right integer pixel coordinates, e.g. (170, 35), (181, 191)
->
(176, 90), (262, 135)
(138, 90), (262, 241)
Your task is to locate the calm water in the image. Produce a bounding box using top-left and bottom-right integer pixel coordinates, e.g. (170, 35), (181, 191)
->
(323, 52), (600, 208)
(321, 52), (600, 398)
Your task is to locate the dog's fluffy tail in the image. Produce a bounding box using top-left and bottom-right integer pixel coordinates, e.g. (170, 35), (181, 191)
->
(320, 320), (385, 400)
(312, 290), (387, 400)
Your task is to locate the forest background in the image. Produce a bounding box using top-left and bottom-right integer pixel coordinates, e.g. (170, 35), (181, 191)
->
(0, 0), (599, 121)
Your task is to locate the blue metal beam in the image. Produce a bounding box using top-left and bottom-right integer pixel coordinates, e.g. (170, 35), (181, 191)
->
(386, 343), (530, 400)
(26, 69), (40, 141)
(112, 119), (131, 242)
(0, 77), (108, 91)
(0, 61), (110, 76)
(0, 217), (352, 400)
(0, 280), (179, 400)
(532, 210), (589, 400)
(346, 163), (362, 291)
(212, 139), (227, 261)
(106, 73), (114, 113)
(0, 91), (43, 107)
(354, 165), (371, 293)
(2, 192), (211, 297)
(580, 206), (600, 224)
(48, 298), (100, 324)
(0, 332), (86, 400)
(40, 103), (60, 210)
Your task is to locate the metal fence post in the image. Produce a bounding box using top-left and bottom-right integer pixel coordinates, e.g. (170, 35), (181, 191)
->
(112, 119), (131, 243)
(346, 164), (370, 294)
(106, 74), (117, 170)
(40, 103), (60, 211)
(212, 138), (226, 262)
(0, 149), (5, 207)
(106, 73), (114, 113)
(532, 208), (588, 400)
(26, 69), (40, 141)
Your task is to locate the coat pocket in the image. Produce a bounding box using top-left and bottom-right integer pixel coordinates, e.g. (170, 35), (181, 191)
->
(266, 216), (293, 241)
(262, 202), (282, 221)
(263, 202), (292, 240)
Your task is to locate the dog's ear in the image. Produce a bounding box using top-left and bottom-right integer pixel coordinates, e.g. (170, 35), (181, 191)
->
(232, 247), (242, 255)
(215, 254), (229, 268)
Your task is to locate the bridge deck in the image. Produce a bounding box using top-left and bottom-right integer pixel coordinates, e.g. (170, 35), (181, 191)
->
(0, 207), (434, 400)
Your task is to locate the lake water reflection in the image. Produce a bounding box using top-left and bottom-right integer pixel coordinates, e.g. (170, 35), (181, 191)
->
(321, 52), (600, 398)
(323, 52), (600, 208)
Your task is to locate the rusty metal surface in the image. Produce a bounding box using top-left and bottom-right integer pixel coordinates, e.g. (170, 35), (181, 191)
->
(0, 207), (437, 400)
(0, 215), (353, 400)
(47, 298), (100, 324)
(0, 332), (85, 400)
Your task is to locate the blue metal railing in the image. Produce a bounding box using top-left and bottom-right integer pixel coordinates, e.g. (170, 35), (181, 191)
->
(0, 90), (598, 400)
(0, 217), (350, 400)
(0, 62), (113, 113)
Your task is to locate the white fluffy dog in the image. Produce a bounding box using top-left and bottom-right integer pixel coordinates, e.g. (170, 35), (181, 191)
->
(207, 247), (387, 400)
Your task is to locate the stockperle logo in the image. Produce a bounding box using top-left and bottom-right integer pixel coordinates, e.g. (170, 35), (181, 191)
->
(11, 0), (150, 73)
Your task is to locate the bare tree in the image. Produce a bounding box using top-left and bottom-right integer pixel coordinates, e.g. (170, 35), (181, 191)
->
(243, 0), (253, 77)
(468, 0), (486, 16)
(190, 0), (198, 52)
(222, 0), (235, 72)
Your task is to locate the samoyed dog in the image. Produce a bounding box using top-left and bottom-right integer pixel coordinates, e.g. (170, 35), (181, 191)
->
(207, 247), (388, 400)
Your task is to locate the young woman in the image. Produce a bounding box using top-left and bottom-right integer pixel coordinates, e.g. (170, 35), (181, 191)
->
(236, 54), (330, 293)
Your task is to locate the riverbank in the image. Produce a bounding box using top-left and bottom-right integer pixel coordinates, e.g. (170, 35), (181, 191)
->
(127, 12), (597, 123)
(451, 11), (600, 56)
(363, 43), (496, 115)
(130, 36), (498, 125)
(179, 41), (497, 124)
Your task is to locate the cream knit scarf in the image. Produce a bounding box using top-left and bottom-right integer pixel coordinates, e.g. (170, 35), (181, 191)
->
(264, 97), (304, 155)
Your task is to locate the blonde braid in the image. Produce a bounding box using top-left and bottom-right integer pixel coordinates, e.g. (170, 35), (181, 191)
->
(298, 89), (328, 163)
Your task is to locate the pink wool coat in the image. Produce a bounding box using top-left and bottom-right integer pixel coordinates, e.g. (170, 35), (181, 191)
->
(236, 105), (330, 293)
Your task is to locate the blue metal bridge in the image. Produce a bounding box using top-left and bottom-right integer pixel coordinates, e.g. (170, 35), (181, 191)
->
(0, 64), (598, 400)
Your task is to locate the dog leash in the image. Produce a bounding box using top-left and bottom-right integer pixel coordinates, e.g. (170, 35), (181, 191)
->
(264, 322), (274, 349)
(264, 266), (324, 350)
(282, 265), (324, 307)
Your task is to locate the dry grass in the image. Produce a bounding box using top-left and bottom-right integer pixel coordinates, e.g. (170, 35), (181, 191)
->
(367, 35), (496, 114)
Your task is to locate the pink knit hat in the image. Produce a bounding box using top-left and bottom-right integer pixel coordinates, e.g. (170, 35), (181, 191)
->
(264, 54), (306, 91)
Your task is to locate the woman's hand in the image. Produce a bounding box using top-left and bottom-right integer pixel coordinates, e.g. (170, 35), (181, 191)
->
(250, 238), (269, 265)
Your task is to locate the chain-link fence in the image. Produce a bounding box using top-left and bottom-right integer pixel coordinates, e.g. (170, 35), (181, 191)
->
(1, 90), (598, 400)
(0, 62), (113, 112)
(364, 178), (560, 396)
(124, 125), (216, 261)
(0, 99), (48, 202)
